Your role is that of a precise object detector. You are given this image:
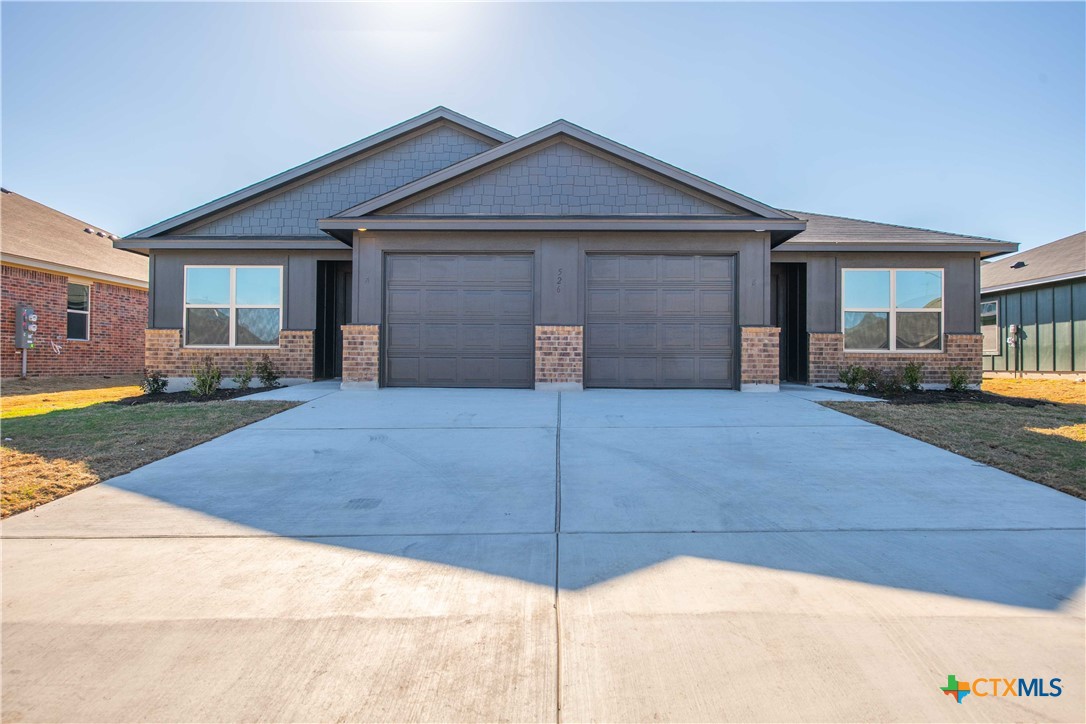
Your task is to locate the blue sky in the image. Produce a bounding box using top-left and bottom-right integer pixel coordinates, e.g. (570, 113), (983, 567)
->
(2, 2), (1083, 248)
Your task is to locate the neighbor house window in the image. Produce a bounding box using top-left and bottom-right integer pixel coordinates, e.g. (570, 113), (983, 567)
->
(184, 266), (282, 347)
(842, 269), (943, 351)
(67, 283), (90, 340)
(980, 300), (1000, 355)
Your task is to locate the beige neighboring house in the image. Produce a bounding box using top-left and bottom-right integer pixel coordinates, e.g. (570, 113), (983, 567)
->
(1, 188), (148, 377)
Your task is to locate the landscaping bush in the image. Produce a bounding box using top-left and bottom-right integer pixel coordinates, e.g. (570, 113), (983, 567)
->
(838, 364), (869, 391)
(902, 361), (925, 392)
(256, 354), (281, 388)
(140, 369), (168, 395)
(191, 355), (223, 396)
(862, 366), (884, 392)
(232, 358), (255, 390)
(947, 366), (970, 392)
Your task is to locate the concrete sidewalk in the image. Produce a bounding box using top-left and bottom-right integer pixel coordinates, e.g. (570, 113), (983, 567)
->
(3, 388), (1083, 722)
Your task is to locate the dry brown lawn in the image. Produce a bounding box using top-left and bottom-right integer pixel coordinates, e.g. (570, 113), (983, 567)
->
(982, 377), (1086, 406)
(1, 375), (143, 419)
(1, 400), (296, 517)
(827, 379), (1085, 500)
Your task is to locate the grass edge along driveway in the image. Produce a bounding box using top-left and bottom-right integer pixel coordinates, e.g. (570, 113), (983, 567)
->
(2, 400), (296, 517)
(823, 397), (1085, 500)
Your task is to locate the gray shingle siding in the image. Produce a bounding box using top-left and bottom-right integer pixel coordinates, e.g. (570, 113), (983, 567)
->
(390, 142), (739, 216)
(183, 126), (493, 236)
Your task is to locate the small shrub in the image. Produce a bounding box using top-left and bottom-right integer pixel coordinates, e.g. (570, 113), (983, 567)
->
(874, 370), (904, 397)
(232, 358), (255, 390)
(947, 366), (970, 392)
(862, 366), (884, 392)
(256, 353), (280, 388)
(140, 369), (168, 395)
(902, 361), (924, 392)
(838, 364), (869, 391)
(191, 355), (222, 396)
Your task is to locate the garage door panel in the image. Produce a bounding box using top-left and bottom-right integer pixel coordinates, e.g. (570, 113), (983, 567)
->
(623, 290), (659, 315)
(623, 256), (659, 281)
(661, 290), (697, 315)
(698, 324), (732, 351)
(499, 290), (533, 317)
(587, 289), (621, 316)
(585, 254), (735, 389)
(386, 323), (420, 350)
(384, 254), (534, 388)
(623, 323), (659, 350)
(660, 323), (696, 350)
(699, 290), (733, 315)
(499, 324), (533, 351)
(661, 357), (695, 383)
(698, 256), (734, 282)
(587, 323), (620, 350)
(662, 256), (697, 281)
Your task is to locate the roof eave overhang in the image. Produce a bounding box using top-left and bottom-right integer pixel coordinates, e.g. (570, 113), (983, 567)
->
(774, 241), (1020, 258)
(114, 237), (351, 253)
(1, 253), (149, 289)
(981, 270), (1086, 294)
(320, 216), (806, 242)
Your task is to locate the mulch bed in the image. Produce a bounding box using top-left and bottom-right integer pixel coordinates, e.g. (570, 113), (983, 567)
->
(841, 388), (1055, 408)
(111, 387), (280, 406)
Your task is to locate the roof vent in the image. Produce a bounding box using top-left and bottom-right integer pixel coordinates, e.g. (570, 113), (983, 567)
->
(96, 231), (106, 237)
(0, 188), (11, 194)
(83, 227), (94, 234)
(1011, 261), (1027, 269)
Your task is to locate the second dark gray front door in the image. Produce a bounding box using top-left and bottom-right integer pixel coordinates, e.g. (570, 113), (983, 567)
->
(585, 254), (736, 389)
(384, 253), (534, 388)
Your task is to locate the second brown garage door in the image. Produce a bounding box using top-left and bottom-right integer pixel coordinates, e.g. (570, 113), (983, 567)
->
(384, 253), (534, 388)
(585, 254), (736, 389)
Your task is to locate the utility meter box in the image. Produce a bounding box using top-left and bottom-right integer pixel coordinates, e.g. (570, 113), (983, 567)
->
(15, 304), (38, 349)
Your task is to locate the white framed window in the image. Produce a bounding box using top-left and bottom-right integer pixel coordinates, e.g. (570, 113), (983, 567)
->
(842, 269), (944, 352)
(67, 282), (90, 341)
(980, 300), (1000, 355)
(183, 266), (282, 347)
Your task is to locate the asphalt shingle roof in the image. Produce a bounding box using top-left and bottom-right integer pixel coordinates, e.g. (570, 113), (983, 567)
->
(1, 189), (147, 284)
(981, 231), (1086, 291)
(783, 210), (1012, 246)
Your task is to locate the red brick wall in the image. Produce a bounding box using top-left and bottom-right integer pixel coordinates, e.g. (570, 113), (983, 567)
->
(1, 264), (147, 378)
(809, 332), (984, 385)
(144, 328), (313, 380)
(341, 324), (380, 386)
(535, 325), (583, 386)
(740, 326), (780, 388)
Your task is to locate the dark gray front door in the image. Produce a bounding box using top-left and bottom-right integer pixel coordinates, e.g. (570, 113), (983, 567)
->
(585, 254), (736, 389)
(384, 253), (534, 388)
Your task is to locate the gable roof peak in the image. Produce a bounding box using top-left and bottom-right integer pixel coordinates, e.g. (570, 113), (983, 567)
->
(329, 117), (795, 221)
(128, 106), (511, 239)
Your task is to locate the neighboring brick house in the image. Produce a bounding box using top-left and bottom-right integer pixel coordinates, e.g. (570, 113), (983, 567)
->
(1, 189), (148, 377)
(121, 107), (1018, 391)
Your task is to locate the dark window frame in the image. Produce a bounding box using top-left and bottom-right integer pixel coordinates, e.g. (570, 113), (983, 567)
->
(67, 282), (91, 341)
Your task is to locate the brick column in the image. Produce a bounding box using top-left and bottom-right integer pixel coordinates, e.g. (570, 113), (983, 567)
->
(740, 326), (780, 391)
(535, 325), (583, 390)
(341, 324), (380, 389)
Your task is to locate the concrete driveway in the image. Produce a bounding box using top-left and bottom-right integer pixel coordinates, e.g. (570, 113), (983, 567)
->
(3, 385), (1084, 722)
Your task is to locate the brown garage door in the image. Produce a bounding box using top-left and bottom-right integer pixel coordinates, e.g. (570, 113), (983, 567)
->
(585, 254), (736, 388)
(384, 253), (534, 388)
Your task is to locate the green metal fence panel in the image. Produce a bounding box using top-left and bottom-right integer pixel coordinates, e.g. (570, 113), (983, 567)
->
(1073, 281), (1086, 372)
(1053, 284), (1073, 371)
